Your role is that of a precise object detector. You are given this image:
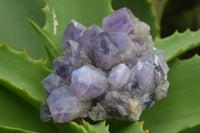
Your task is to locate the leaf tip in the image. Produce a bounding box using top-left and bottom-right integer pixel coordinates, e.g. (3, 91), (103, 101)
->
(141, 121), (145, 127)
(79, 125), (84, 129)
(2, 78), (8, 82)
(42, 44), (45, 48)
(42, 8), (45, 13)
(81, 118), (86, 123)
(187, 125), (193, 128)
(175, 30), (179, 33)
(3, 42), (8, 47)
(40, 58), (44, 62)
(37, 99), (42, 103)
(22, 49), (28, 55)
(179, 48), (184, 52)
(24, 17), (29, 20)
(24, 17), (32, 23)
(70, 121), (76, 126)
(42, 26), (46, 31)
(20, 88), (27, 92)
(107, 123), (110, 128)
(186, 28), (190, 31)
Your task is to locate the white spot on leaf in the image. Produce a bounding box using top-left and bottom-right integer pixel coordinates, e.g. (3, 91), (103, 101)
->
(52, 9), (58, 35)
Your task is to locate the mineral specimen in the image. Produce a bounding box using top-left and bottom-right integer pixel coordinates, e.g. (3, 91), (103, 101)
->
(40, 7), (169, 123)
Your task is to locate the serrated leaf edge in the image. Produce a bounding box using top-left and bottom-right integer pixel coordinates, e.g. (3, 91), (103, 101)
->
(25, 17), (61, 60)
(154, 29), (200, 62)
(0, 125), (37, 133)
(0, 43), (52, 110)
(177, 123), (200, 133)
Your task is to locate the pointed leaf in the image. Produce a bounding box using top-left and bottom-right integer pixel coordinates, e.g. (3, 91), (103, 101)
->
(154, 29), (200, 62)
(81, 120), (110, 133)
(0, 126), (36, 133)
(0, 44), (52, 109)
(141, 56), (200, 133)
(108, 119), (146, 133)
(112, 0), (160, 38)
(178, 124), (200, 133)
(25, 17), (61, 60)
(55, 122), (88, 133)
(0, 0), (46, 59)
(44, 0), (113, 52)
(149, 0), (168, 23)
(0, 85), (57, 133)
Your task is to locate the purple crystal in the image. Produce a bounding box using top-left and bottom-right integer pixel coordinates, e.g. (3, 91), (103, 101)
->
(80, 24), (104, 60)
(63, 40), (81, 57)
(71, 65), (108, 101)
(41, 7), (169, 123)
(103, 7), (135, 33)
(81, 24), (103, 49)
(94, 32), (121, 70)
(53, 55), (90, 81)
(40, 102), (52, 122)
(108, 64), (130, 90)
(107, 32), (130, 51)
(127, 60), (156, 97)
(41, 73), (65, 94)
(47, 90), (80, 123)
(61, 20), (87, 47)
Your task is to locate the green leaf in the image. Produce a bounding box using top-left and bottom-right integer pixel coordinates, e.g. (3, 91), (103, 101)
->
(160, 0), (200, 37)
(0, 126), (36, 133)
(108, 119), (146, 133)
(169, 6), (200, 32)
(0, 44), (52, 109)
(0, 0), (46, 59)
(149, 0), (168, 23)
(178, 124), (200, 133)
(0, 85), (57, 133)
(141, 56), (200, 133)
(112, 0), (160, 39)
(25, 17), (61, 59)
(154, 29), (200, 62)
(81, 120), (110, 133)
(44, 0), (113, 52)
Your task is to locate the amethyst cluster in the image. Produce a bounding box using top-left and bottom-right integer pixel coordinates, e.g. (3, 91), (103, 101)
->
(40, 7), (169, 123)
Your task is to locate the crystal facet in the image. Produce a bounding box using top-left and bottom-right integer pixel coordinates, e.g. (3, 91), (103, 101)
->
(61, 20), (87, 47)
(71, 65), (108, 101)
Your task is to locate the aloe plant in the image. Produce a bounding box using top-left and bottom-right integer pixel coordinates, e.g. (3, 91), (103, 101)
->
(0, 0), (200, 132)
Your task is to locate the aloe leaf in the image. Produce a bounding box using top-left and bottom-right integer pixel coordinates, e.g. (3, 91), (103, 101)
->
(0, 85), (57, 133)
(55, 122), (89, 133)
(44, 0), (113, 52)
(80, 120), (110, 133)
(108, 119), (146, 133)
(168, 6), (200, 32)
(154, 29), (200, 62)
(0, 0), (46, 59)
(150, 0), (168, 23)
(141, 56), (200, 133)
(178, 124), (200, 133)
(25, 17), (61, 60)
(112, 0), (160, 38)
(0, 44), (52, 109)
(0, 126), (36, 133)
(160, 0), (200, 37)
